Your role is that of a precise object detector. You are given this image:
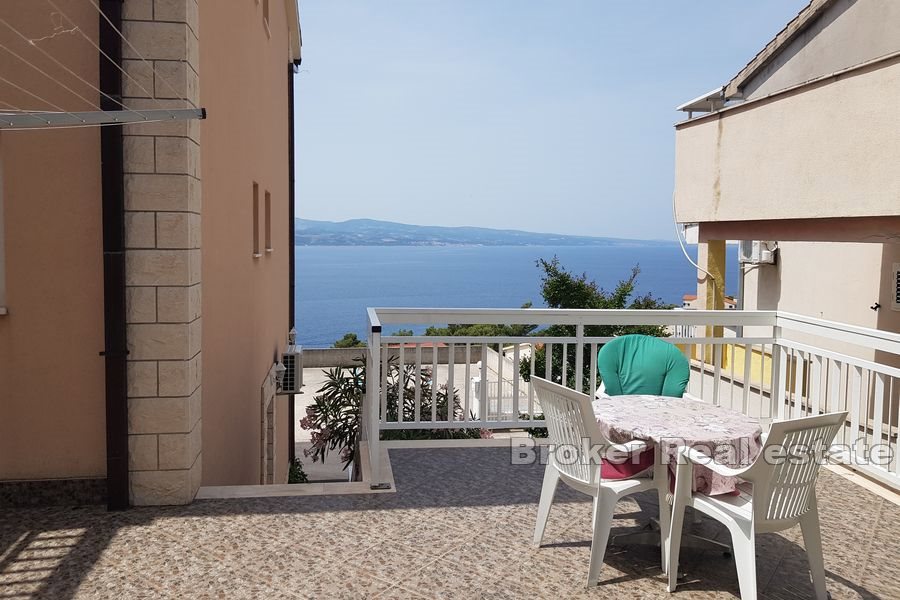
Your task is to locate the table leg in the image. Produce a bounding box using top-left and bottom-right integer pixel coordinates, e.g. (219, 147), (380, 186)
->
(611, 516), (731, 555)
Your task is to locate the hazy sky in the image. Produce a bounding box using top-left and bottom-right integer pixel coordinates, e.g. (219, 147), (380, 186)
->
(294, 1), (810, 240)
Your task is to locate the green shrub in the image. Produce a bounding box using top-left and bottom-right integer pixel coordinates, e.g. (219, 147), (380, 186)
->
(334, 332), (366, 348)
(300, 358), (487, 471)
(288, 458), (309, 483)
(519, 412), (548, 438)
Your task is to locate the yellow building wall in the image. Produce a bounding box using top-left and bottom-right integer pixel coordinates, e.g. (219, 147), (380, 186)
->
(680, 343), (774, 393)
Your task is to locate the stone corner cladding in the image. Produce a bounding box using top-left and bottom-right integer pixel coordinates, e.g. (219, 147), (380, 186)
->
(127, 319), (201, 361)
(130, 455), (201, 506)
(126, 249), (201, 287)
(122, 0), (203, 507)
(124, 174), (201, 214)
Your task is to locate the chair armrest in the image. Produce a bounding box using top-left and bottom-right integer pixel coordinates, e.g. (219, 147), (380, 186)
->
(676, 445), (749, 479)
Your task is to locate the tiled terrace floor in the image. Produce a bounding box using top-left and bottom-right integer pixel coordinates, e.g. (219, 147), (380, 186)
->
(1, 448), (898, 599)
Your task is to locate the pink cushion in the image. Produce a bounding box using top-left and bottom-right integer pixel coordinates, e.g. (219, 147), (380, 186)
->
(600, 448), (743, 497)
(600, 447), (654, 479)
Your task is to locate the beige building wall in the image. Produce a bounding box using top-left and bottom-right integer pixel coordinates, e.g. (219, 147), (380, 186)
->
(678, 1), (900, 364)
(0, 2), (106, 481)
(741, 241), (900, 369)
(742, 242), (891, 328)
(0, 0), (298, 501)
(199, 0), (293, 486)
(675, 56), (900, 226)
(739, 0), (900, 99)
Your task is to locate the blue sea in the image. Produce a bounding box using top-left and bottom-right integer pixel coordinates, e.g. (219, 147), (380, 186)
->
(295, 245), (739, 347)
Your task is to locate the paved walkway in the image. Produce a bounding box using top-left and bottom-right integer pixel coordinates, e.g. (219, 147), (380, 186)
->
(1, 448), (898, 599)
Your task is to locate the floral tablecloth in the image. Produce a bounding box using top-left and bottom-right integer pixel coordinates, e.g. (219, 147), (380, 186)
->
(592, 394), (763, 495)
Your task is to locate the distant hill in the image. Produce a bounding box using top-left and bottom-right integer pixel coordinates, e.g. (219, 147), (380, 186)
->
(295, 218), (674, 247)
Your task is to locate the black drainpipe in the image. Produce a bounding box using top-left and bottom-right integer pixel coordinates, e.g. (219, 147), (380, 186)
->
(288, 59), (300, 463)
(99, 0), (129, 511)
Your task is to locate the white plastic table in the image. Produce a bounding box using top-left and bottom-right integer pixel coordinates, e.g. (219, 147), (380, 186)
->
(592, 394), (763, 495)
(591, 394), (763, 554)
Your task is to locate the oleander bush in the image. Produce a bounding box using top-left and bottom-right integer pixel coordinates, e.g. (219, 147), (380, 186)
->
(300, 357), (488, 471)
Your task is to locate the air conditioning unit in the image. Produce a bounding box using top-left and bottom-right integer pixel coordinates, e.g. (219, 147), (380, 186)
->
(278, 344), (302, 394)
(682, 223), (699, 244)
(739, 240), (777, 265)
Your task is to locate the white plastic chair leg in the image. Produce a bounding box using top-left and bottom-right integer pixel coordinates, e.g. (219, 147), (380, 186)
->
(533, 462), (560, 547)
(729, 521), (758, 600)
(666, 460), (692, 593)
(655, 451), (671, 574)
(799, 504), (828, 600)
(587, 490), (618, 587)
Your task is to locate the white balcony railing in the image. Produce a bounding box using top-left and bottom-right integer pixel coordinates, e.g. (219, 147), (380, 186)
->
(363, 308), (900, 492)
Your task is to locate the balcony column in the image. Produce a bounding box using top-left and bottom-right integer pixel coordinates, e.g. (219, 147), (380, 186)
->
(122, 0), (202, 505)
(697, 237), (726, 365)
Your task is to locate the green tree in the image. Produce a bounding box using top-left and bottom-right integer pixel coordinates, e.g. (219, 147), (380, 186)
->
(333, 332), (366, 348)
(391, 329), (415, 336)
(521, 257), (672, 389)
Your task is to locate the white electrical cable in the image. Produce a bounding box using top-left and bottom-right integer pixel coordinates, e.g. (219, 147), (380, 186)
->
(672, 191), (716, 282)
(0, 16), (149, 120)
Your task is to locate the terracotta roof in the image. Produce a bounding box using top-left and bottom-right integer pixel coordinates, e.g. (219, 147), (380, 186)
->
(724, 0), (837, 98)
(682, 294), (697, 301)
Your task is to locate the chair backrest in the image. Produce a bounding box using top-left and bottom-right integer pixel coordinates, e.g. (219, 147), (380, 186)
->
(597, 334), (690, 397)
(745, 411), (848, 525)
(532, 376), (606, 487)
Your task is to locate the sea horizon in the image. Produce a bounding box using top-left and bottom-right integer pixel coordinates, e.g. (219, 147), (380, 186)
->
(295, 244), (739, 348)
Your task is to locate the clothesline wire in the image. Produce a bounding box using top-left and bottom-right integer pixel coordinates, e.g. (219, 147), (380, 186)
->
(83, 0), (193, 108)
(0, 116), (193, 131)
(0, 72), (83, 124)
(0, 16), (150, 120)
(45, 0), (180, 118)
(0, 99), (52, 126)
(0, 38), (106, 121)
(0, 2), (198, 127)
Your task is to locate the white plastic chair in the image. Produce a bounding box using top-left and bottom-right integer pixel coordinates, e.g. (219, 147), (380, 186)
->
(666, 411), (848, 599)
(531, 376), (670, 586)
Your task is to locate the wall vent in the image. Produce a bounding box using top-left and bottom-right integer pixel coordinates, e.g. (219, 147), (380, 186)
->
(892, 263), (900, 311)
